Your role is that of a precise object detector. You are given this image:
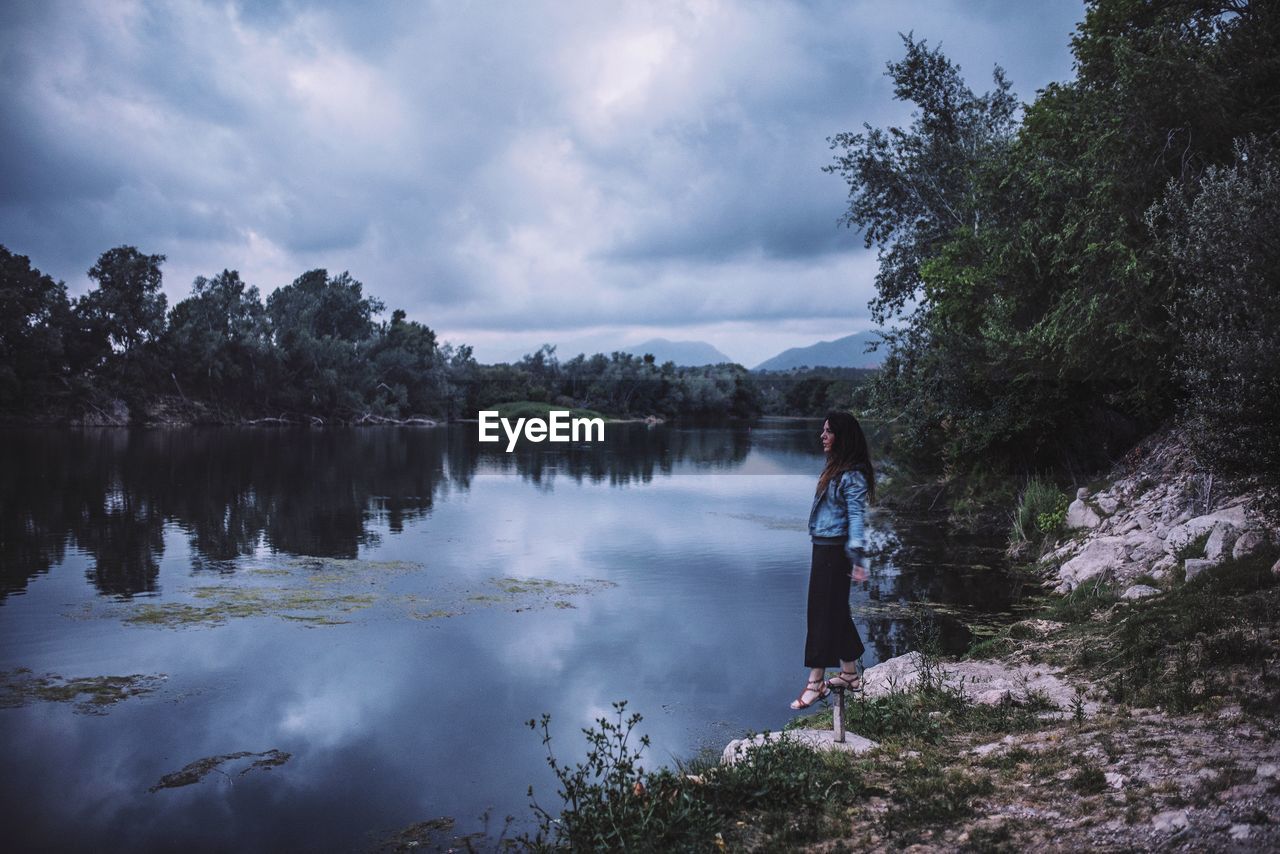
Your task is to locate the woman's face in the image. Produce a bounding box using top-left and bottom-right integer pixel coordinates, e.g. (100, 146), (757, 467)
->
(820, 421), (834, 454)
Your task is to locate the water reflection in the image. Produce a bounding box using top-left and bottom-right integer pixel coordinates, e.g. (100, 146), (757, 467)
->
(2, 425), (764, 601)
(0, 421), (1023, 851)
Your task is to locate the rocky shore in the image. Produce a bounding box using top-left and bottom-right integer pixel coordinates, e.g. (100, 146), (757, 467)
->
(718, 427), (1280, 850)
(1045, 428), (1279, 594)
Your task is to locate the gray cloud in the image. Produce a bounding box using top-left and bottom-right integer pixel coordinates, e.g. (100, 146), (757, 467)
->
(0, 0), (1083, 362)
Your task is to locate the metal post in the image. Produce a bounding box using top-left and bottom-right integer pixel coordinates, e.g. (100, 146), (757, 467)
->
(832, 686), (845, 743)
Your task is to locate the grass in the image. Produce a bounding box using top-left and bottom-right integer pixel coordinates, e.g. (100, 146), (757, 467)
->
(1030, 551), (1280, 715)
(883, 755), (994, 832)
(522, 703), (880, 851)
(1010, 474), (1069, 547)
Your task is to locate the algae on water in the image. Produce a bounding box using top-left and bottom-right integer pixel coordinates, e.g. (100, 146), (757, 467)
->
(124, 586), (375, 628)
(148, 749), (291, 792)
(0, 669), (166, 714)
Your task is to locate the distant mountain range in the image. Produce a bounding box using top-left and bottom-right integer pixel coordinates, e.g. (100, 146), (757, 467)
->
(753, 331), (884, 371)
(621, 338), (735, 366)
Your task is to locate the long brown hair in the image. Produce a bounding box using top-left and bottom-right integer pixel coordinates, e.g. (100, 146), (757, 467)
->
(817, 410), (875, 502)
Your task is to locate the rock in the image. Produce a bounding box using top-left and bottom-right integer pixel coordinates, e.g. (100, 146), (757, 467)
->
(1229, 825), (1253, 841)
(722, 729), (878, 764)
(1076, 487), (1089, 500)
(1056, 536), (1128, 591)
(1105, 771), (1126, 790)
(1135, 512), (1154, 531)
(1121, 584), (1160, 600)
(860, 652), (1096, 715)
(861, 651), (925, 695)
(1124, 531), (1165, 564)
(1165, 506), (1249, 555)
(970, 737), (1014, 757)
(1117, 519), (1140, 535)
(1273, 556), (1280, 578)
(1151, 555), (1177, 576)
(1151, 809), (1189, 833)
(973, 689), (1010, 706)
(1184, 558), (1215, 582)
(1065, 499), (1102, 530)
(1096, 494), (1120, 515)
(1257, 763), (1279, 780)
(1044, 541), (1081, 564)
(1204, 522), (1240, 562)
(1232, 530), (1265, 560)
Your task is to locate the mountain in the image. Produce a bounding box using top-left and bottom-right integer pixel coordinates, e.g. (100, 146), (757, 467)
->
(753, 332), (884, 371)
(622, 338), (736, 366)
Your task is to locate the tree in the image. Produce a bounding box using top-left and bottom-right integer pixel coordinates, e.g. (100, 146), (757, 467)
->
(265, 269), (385, 417)
(74, 246), (168, 400)
(825, 33), (1019, 326)
(164, 270), (271, 406)
(828, 2), (1280, 474)
(367, 308), (443, 416)
(0, 246), (72, 409)
(1148, 134), (1280, 510)
(78, 246), (167, 357)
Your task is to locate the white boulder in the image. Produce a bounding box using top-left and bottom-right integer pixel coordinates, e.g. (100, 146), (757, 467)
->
(1231, 530), (1265, 560)
(1204, 522), (1240, 562)
(1056, 536), (1128, 592)
(1165, 506), (1249, 555)
(1184, 558), (1215, 582)
(1065, 499), (1102, 530)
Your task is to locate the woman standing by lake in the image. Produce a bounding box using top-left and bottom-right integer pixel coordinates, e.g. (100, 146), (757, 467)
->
(790, 411), (875, 710)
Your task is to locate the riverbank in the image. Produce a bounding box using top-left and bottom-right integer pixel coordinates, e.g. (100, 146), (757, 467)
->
(507, 549), (1278, 852)
(509, 429), (1279, 851)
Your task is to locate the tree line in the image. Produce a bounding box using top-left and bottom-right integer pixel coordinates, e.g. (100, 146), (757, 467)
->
(827, 0), (1279, 506)
(0, 245), (869, 423)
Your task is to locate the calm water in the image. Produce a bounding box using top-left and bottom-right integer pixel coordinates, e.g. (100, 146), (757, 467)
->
(0, 421), (1021, 851)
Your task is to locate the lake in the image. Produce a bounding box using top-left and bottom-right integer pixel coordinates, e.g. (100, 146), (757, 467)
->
(0, 421), (1023, 850)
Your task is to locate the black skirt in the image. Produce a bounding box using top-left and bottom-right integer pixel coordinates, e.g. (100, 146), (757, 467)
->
(804, 544), (865, 668)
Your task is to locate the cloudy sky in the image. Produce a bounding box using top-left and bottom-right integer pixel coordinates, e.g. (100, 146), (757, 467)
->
(1, 0), (1084, 366)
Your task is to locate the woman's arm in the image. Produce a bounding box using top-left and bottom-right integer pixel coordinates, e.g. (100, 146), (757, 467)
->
(839, 469), (868, 557)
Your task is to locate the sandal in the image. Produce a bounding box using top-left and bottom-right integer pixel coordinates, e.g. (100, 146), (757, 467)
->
(826, 670), (863, 692)
(790, 679), (829, 710)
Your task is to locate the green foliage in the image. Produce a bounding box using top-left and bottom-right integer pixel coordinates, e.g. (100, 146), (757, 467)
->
(1056, 553), (1280, 713)
(830, 1), (1280, 474)
(1011, 476), (1068, 546)
(0, 245), (72, 410)
(75, 246), (169, 404)
(883, 757), (994, 833)
(1148, 134), (1280, 513)
(1045, 577), (1119, 623)
(523, 702), (873, 852)
(265, 269), (385, 417)
(164, 270), (272, 408)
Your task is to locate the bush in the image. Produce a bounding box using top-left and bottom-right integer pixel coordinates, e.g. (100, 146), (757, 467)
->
(1011, 475), (1068, 546)
(522, 702), (871, 852)
(1149, 134), (1280, 514)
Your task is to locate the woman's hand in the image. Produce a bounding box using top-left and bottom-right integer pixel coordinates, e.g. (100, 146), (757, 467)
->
(850, 564), (868, 582)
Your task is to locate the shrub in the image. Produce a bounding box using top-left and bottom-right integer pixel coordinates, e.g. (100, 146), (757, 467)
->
(1011, 475), (1069, 547)
(1148, 134), (1280, 515)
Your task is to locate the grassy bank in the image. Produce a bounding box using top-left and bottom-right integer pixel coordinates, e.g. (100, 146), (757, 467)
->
(507, 552), (1279, 852)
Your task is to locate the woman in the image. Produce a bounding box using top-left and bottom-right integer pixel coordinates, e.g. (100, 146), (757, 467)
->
(790, 411), (875, 710)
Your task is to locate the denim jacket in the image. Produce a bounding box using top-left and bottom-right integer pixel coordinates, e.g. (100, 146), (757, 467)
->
(808, 469), (867, 557)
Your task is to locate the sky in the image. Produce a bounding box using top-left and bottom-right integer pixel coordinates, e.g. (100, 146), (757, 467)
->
(0, 0), (1084, 366)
